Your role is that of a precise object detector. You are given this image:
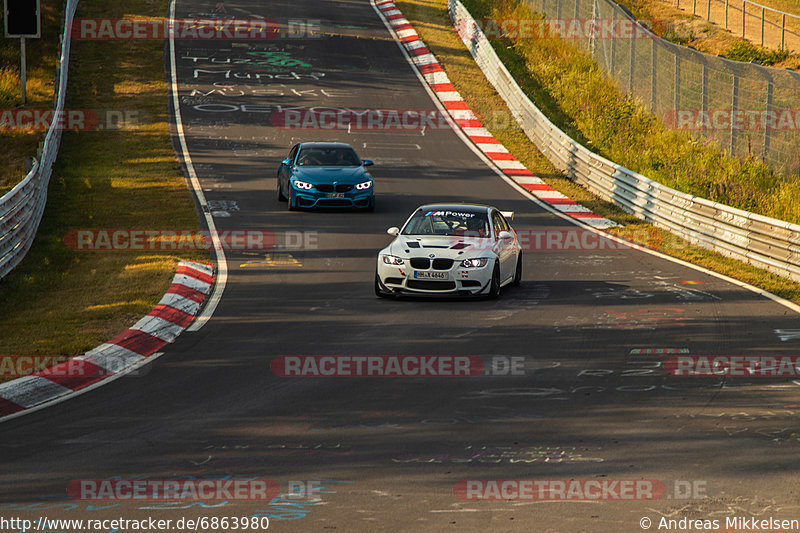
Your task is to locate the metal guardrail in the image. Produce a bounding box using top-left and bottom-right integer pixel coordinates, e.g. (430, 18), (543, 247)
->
(450, 0), (800, 282)
(0, 0), (79, 281)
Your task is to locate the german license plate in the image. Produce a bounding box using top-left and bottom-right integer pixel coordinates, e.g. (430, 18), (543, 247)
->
(414, 271), (448, 279)
(327, 193), (345, 198)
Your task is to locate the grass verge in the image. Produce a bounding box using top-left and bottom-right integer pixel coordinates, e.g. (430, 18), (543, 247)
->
(394, 0), (800, 302)
(0, 0), (203, 366)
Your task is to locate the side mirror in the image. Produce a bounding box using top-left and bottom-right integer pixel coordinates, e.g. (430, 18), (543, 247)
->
(281, 158), (292, 166)
(498, 230), (513, 241)
(387, 227), (400, 236)
(362, 159), (374, 167)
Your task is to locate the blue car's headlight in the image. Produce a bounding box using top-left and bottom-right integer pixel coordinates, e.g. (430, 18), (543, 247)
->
(382, 255), (404, 265)
(293, 180), (313, 190)
(356, 181), (373, 190)
(460, 257), (489, 268)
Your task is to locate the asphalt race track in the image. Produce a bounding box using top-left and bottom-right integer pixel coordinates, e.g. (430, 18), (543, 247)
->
(3, 0), (800, 531)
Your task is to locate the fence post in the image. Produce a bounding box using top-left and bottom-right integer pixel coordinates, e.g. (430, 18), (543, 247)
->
(761, 6), (765, 46)
(725, 0), (729, 28)
(763, 81), (773, 159)
(701, 63), (708, 136)
(730, 75), (739, 154)
(610, 8), (616, 72)
(742, 0), (746, 38)
(693, 0), (697, 15)
(574, 0), (580, 44)
(629, 27), (636, 95)
(674, 54), (680, 117)
(707, 0), (711, 21)
(781, 13), (785, 50)
(651, 37), (658, 112)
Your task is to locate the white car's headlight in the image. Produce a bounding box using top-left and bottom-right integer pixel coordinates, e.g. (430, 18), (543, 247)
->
(355, 181), (373, 190)
(293, 180), (313, 190)
(382, 255), (404, 265)
(460, 257), (489, 268)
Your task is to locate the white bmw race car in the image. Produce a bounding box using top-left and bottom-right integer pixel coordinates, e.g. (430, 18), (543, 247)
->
(375, 203), (522, 298)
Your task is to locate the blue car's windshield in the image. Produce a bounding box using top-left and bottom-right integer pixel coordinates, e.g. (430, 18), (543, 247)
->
(297, 147), (361, 166)
(402, 209), (490, 237)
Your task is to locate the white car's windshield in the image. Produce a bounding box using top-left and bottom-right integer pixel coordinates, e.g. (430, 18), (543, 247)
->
(296, 147), (361, 166)
(402, 209), (490, 236)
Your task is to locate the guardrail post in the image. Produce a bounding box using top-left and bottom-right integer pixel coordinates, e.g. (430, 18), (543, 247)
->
(730, 75), (739, 154)
(763, 81), (773, 159)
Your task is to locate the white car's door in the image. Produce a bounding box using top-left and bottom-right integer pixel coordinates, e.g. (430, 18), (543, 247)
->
(492, 210), (515, 282)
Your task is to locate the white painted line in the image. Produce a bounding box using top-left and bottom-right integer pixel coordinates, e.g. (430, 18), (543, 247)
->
(169, 0), (227, 332)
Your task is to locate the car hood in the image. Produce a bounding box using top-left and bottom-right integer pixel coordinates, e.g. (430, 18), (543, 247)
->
(386, 235), (496, 258)
(292, 166), (371, 184)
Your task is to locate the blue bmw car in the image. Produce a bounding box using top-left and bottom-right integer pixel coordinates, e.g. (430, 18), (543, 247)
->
(277, 142), (375, 211)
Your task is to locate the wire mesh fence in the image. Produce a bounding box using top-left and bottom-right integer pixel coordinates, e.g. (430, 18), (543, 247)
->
(524, 0), (800, 175)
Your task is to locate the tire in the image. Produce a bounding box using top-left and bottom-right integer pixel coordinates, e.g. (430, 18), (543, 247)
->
(511, 253), (522, 286)
(287, 189), (297, 211)
(488, 262), (501, 299)
(375, 272), (391, 298)
(277, 179), (286, 201)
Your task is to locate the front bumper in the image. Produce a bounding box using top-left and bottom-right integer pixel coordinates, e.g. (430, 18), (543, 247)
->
(292, 187), (373, 209)
(376, 260), (491, 296)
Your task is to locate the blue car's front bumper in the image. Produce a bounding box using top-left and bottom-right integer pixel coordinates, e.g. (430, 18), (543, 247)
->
(291, 187), (374, 209)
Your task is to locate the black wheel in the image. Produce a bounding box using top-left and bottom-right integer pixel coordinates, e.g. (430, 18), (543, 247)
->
(375, 272), (391, 298)
(511, 253), (522, 286)
(287, 189), (297, 211)
(277, 179), (286, 201)
(488, 262), (501, 299)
